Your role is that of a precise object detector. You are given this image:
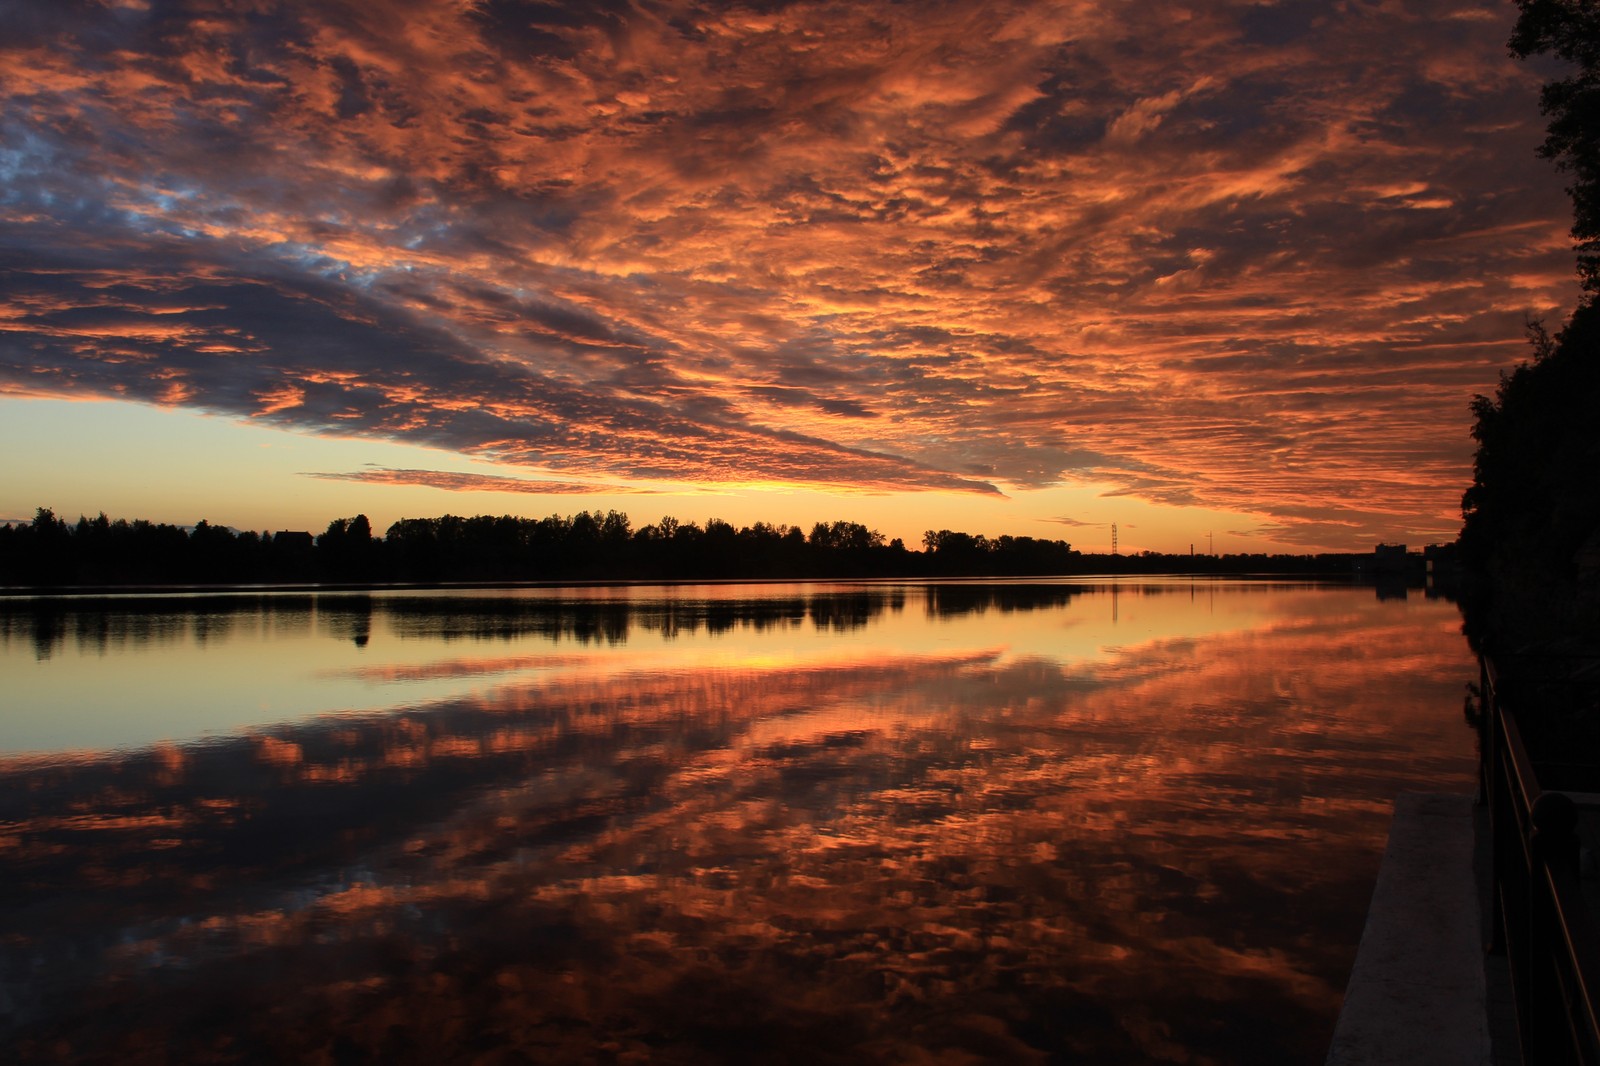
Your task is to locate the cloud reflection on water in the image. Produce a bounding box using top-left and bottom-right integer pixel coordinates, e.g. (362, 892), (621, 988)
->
(0, 585), (1473, 1063)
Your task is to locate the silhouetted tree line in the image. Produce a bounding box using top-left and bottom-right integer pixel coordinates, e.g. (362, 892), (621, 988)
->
(380, 513), (910, 582)
(1460, 307), (1600, 651)
(1065, 549), (1371, 576)
(0, 509), (321, 587)
(0, 508), (1087, 586)
(921, 529), (1078, 574)
(0, 507), (1384, 588)
(1460, 2), (1600, 659)
(1511, 0), (1600, 293)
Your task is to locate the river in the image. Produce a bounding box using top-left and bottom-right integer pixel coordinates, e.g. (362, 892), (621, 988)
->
(0, 579), (1476, 1063)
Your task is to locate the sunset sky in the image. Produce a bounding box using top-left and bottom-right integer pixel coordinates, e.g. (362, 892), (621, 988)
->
(0, 0), (1584, 554)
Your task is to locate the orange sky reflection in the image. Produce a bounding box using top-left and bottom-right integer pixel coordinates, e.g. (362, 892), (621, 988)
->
(0, 583), (1475, 1062)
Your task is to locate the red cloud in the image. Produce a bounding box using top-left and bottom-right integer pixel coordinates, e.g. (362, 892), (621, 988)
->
(0, 0), (1580, 547)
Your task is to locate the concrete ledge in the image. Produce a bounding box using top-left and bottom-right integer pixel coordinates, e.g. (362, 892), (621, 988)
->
(1326, 792), (1491, 1066)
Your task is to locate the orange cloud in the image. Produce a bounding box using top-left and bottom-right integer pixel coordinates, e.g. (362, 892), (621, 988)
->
(302, 465), (650, 495)
(0, 0), (1579, 547)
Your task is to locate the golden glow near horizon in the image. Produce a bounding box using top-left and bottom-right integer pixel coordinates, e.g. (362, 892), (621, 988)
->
(0, 1), (1582, 552)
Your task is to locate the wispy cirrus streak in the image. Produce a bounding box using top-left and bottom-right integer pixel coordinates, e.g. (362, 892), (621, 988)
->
(0, 0), (1579, 544)
(304, 466), (655, 495)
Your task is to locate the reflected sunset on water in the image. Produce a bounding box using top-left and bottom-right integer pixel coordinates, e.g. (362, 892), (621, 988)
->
(1, 581), (1474, 1062)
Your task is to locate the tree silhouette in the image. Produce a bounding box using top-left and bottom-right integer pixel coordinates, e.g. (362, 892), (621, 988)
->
(1461, 310), (1600, 642)
(317, 514), (378, 581)
(0, 505), (1411, 588)
(1511, 0), (1600, 292)
(1458, 5), (1600, 657)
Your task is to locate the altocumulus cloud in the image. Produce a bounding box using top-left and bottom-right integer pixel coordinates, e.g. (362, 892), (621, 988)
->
(303, 466), (656, 495)
(0, 0), (1580, 545)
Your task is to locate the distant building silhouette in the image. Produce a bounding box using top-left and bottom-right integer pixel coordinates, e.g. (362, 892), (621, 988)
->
(1423, 543), (1458, 578)
(1374, 543), (1408, 572)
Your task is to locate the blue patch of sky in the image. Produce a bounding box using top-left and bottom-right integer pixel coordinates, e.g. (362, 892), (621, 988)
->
(0, 126), (61, 202)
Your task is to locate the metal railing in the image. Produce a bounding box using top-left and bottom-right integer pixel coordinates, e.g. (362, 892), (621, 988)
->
(1481, 654), (1600, 1064)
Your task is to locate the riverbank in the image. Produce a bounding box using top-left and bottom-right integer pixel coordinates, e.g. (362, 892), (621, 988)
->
(1326, 792), (1519, 1066)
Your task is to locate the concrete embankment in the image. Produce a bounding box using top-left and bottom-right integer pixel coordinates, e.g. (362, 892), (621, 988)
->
(1325, 791), (1510, 1066)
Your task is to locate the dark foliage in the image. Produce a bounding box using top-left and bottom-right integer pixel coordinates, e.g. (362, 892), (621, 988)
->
(1511, 0), (1600, 291)
(0, 509), (1085, 586)
(0, 507), (1392, 588)
(1458, 4), (1600, 664)
(1460, 304), (1600, 650)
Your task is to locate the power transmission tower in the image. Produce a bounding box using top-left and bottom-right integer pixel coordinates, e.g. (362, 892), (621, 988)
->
(1112, 523), (1118, 556)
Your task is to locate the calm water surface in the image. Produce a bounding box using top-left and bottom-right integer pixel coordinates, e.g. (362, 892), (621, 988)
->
(0, 580), (1475, 1063)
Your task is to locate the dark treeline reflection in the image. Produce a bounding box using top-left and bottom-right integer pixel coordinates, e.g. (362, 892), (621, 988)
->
(926, 582), (1082, 618)
(921, 580), (1250, 617)
(0, 584), (1123, 660)
(2, 586), (953, 659)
